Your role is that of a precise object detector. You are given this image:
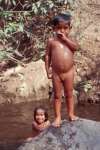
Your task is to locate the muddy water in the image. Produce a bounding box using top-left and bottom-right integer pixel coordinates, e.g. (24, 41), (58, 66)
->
(0, 100), (100, 150)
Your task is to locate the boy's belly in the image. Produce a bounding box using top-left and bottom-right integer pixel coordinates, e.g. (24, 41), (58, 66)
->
(51, 48), (74, 73)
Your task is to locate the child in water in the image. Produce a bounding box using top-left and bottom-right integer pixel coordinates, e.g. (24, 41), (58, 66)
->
(45, 12), (79, 127)
(32, 106), (50, 131)
(26, 107), (50, 141)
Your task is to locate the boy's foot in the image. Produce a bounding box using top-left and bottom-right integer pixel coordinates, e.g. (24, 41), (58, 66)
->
(69, 115), (79, 121)
(52, 118), (62, 127)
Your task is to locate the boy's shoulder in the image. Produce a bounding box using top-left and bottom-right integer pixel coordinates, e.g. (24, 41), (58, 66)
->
(47, 37), (54, 43)
(46, 38), (53, 47)
(47, 37), (57, 47)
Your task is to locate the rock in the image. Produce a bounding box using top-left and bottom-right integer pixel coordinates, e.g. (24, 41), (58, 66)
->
(18, 119), (100, 150)
(72, 0), (100, 103)
(0, 59), (50, 104)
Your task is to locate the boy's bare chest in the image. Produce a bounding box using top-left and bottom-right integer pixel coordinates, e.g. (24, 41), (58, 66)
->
(52, 42), (71, 55)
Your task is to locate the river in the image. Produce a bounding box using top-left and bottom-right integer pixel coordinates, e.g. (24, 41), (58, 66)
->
(0, 100), (100, 150)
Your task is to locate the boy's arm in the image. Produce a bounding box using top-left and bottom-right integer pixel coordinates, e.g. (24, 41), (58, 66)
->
(64, 37), (79, 52)
(58, 33), (79, 53)
(45, 39), (52, 79)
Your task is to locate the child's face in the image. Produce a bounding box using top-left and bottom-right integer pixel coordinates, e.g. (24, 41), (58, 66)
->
(54, 20), (71, 37)
(35, 109), (45, 124)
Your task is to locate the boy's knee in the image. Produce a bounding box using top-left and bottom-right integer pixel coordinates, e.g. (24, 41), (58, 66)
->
(54, 94), (61, 101)
(66, 90), (73, 99)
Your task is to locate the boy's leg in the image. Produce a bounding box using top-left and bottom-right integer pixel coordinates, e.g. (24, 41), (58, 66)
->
(63, 67), (78, 120)
(52, 72), (62, 126)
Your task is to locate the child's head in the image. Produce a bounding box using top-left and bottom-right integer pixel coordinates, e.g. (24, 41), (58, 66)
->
(34, 106), (48, 124)
(51, 12), (72, 36)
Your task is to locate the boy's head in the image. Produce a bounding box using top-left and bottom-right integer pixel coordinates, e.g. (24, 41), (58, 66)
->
(51, 12), (72, 36)
(52, 13), (72, 26)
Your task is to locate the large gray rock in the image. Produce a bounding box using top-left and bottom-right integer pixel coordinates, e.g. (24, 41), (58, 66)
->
(18, 119), (100, 150)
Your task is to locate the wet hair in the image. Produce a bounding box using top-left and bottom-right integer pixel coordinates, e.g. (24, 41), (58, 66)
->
(34, 106), (48, 123)
(51, 12), (72, 26)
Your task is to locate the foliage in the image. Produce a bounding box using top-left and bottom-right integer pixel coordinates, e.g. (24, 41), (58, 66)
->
(0, 0), (33, 11)
(77, 80), (92, 93)
(0, 0), (75, 11)
(32, 0), (75, 15)
(0, 0), (75, 61)
(0, 50), (8, 61)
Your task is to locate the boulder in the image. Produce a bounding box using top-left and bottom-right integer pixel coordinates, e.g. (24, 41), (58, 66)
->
(0, 59), (50, 104)
(18, 119), (100, 150)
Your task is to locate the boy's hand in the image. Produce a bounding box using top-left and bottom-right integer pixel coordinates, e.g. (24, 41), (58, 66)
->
(47, 73), (52, 79)
(57, 33), (68, 41)
(47, 72), (52, 79)
(47, 67), (52, 79)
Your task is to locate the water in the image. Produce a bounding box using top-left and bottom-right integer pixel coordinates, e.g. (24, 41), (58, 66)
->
(0, 100), (100, 150)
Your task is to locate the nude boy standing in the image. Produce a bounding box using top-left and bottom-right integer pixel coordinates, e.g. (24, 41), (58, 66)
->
(45, 13), (79, 127)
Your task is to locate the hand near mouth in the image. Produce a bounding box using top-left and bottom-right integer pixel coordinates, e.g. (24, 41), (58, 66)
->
(57, 32), (68, 42)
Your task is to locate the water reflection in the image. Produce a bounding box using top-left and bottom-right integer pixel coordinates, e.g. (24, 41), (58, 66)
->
(0, 100), (100, 150)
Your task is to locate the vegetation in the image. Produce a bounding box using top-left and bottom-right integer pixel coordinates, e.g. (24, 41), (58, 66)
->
(0, 0), (75, 61)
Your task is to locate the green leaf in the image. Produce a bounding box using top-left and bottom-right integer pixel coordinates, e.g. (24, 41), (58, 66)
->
(0, 51), (7, 61)
(18, 23), (24, 32)
(12, 0), (16, 5)
(0, 30), (5, 39)
(32, 3), (38, 14)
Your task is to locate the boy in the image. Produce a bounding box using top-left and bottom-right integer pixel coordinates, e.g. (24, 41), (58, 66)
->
(45, 13), (79, 127)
